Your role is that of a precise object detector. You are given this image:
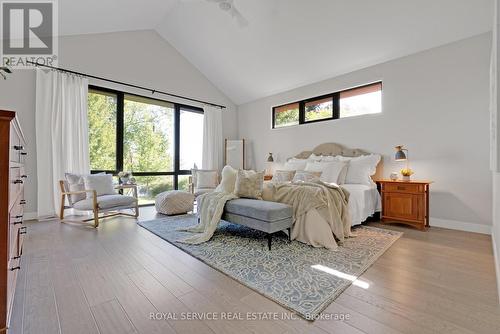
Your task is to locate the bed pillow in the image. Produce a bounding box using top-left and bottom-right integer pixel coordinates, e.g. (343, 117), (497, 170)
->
(307, 153), (323, 162)
(292, 170), (322, 183)
(305, 161), (347, 184)
(344, 154), (380, 185)
(320, 155), (336, 162)
(272, 170), (296, 183)
(283, 158), (308, 171)
(215, 165), (238, 193)
(234, 170), (264, 199)
(83, 174), (116, 198)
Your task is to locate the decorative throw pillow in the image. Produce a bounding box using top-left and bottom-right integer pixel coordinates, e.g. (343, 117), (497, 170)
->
(283, 158), (308, 171)
(65, 172), (103, 203)
(215, 165), (238, 193)
(343, 154), (381, 185)
(83, 174), (116, 198)
(234, 169), (264, 199)
(292, 170), (322, 183)
(194, 170), (218, 189)
(262, 182), (276, 201)
(272, 170), (296, 183)
(305, 161), (347, 184)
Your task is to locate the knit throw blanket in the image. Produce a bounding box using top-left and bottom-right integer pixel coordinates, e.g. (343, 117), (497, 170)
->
(177, 191), (237, 244)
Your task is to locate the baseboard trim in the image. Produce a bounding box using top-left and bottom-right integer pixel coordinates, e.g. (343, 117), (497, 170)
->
(491, 230), (500, 303)
(24, 212), (38, 220)
(430, 217), (491, 235)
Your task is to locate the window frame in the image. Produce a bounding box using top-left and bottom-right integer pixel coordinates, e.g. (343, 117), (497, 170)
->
(88, 85), (204, 205)
(272, 81), (381, 129)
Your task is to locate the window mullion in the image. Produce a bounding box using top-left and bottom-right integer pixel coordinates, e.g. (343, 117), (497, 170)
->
(116, 92), (124, 173)
(299, 101), (305, 124)
(174, 104), (180, 190)
(333, 93), (340, 119)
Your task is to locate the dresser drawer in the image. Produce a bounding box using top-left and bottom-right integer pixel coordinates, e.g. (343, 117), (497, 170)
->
(9, 167), (25, 206)
(382, 182), (425, 194)
(6, 254), (21, 327)
(9, 124), (21, 163)
(9, 204), (24, 258)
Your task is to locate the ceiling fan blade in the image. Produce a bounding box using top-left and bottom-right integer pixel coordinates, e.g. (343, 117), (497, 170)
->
(230, 7), (248, 27)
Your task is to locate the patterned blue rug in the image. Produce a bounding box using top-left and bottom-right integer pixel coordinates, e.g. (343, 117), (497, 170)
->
(138, 214), (402, 320)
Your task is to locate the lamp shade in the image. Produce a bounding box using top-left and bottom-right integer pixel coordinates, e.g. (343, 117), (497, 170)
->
(267, 153), (274, 162)
(394, 145), (407, 161)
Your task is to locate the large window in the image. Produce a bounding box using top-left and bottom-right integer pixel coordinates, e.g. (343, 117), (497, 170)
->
(272, 82), (382, 128)
(88, 87), (204, 205)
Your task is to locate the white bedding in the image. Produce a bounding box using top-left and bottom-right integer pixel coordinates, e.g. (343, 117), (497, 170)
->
(341, 184), (381, 226)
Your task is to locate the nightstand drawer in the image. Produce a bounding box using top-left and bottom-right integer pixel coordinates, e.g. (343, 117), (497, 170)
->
(382, 183), (425, 194)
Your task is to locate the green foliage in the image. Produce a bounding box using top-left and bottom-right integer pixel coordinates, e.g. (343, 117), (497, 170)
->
(123, 100), (174, 190)
(305, 102), (332, 121)
(275, 108), (299, 127)
(88, 92), (194, 204)
(88, 92), (117, 170)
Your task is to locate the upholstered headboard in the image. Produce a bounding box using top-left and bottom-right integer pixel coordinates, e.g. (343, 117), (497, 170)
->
(291, 142), (383, 179)
(293, 142), (371, 159)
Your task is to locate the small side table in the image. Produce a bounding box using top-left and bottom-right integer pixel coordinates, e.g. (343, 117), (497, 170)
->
(375, 179), (432, 231)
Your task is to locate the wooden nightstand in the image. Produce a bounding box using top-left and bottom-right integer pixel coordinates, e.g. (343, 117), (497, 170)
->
(375, 179), (432, 231)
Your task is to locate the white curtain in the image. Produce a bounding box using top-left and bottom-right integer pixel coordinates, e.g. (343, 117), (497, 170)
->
(202, 105), (223, 171)
(36, 69), (90, 218)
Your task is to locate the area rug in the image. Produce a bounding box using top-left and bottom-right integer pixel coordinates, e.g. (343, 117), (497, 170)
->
(138, 215), (402, 320)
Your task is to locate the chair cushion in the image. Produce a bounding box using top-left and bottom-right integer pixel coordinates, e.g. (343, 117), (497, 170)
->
(224, 198), (292, 222)
(73, 195), (137, 210)
(194, 188), (214, 197)
(155, 190), (194, 215)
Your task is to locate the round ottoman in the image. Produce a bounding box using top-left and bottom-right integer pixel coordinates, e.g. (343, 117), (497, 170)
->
(155, 190), (194, 215)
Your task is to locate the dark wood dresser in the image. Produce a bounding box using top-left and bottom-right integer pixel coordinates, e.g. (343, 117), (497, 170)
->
(0, 110), (27, 332)
(376, 179), (432, 231)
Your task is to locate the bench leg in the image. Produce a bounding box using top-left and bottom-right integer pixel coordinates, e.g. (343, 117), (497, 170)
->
(287, 228), (291, 242)
(267, 234), (272, 251)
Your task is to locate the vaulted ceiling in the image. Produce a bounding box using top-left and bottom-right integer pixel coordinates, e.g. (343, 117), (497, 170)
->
(60, 0), (493, 105)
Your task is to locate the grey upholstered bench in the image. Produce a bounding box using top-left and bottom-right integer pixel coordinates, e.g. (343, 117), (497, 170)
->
(222, 198), (293, 250)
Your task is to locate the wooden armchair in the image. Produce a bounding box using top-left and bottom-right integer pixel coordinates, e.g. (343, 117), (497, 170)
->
(188, 169), (219, 197)
(59, 181), (139, 227)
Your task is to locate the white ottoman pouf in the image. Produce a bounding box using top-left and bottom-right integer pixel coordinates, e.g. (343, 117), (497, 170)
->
(155, 190), (194, 215)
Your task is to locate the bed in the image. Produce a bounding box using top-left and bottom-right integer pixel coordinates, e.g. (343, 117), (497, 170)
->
(276, 143), (382, 248)
(290, 142), (382, 227)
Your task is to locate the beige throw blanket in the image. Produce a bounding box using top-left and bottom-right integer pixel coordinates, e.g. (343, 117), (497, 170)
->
(178, 191), (237, 244)
(273, 181), (352, 249)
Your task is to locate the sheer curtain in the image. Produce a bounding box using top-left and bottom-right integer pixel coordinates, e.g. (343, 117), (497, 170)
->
(202, 105), (223, 171)
(36, 69), (90, 218)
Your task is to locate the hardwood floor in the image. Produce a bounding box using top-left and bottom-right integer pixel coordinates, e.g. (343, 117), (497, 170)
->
(8, 207), (500, 334)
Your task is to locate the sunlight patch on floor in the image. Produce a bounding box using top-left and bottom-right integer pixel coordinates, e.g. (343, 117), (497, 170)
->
(311, 264), (370, 289)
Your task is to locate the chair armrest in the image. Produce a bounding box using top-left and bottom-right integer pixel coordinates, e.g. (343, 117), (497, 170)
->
(115, 184), (137, 190)
(62, 189), (97, 196)
(188, 176), (194, 194)
(115, 184), (138, 199)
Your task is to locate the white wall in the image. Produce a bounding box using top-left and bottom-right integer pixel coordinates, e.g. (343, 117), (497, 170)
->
(238, 33), (492, 233)
(491, 0), (500, 301)
(0, 30), (237, 217)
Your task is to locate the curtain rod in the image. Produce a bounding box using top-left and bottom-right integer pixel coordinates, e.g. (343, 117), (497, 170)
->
(26, 61), (226, 109)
